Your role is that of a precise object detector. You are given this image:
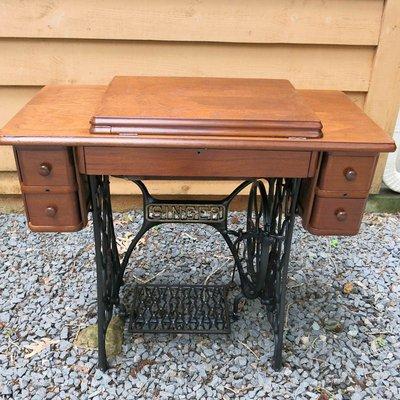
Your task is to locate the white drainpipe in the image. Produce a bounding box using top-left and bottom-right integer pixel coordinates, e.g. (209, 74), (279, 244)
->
(383, 113), (400, 193)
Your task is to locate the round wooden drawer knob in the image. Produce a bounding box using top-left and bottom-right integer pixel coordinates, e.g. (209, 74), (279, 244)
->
(344, 168), (357, 181)
(45, 206), (57, 217)
(38, 163), (52, 176)
(335, 209), (347, 222)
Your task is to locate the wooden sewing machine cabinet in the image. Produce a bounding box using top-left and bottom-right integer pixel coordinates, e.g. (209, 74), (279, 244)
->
(0, 77), (395, 371)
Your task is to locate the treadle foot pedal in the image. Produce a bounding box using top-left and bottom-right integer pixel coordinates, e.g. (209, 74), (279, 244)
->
(128, 284), (231, 334)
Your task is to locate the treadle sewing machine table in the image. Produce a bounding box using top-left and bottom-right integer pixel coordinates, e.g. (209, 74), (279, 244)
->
(0, 77), (395, 372)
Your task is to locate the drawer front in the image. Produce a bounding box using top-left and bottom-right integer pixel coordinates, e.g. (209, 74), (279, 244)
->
(309, 197), (366, 235)
(82, 147), (313, 178)
(16, 146), (76, 186)
(318, 153), (377, 192)
(23, 192), (83, 232)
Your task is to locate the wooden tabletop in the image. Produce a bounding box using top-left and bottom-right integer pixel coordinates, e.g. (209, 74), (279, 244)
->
(0, 85), (395, 153)
(91, 76), (322, 138)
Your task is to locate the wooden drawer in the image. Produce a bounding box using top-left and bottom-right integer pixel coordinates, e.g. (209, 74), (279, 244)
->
(318, 153), (377, 192)
(82, 147), (314, 178)
(23, 191), (83, 232)
(308, 196), (367, 235)
(16, 146), (76, 186)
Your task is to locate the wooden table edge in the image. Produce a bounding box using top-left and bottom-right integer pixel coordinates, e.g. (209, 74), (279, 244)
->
(0, 135), (396, 153)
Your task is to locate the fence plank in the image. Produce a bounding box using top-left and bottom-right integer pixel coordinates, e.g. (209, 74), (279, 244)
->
(0, 172), (247, 196)
(365, 0), (400, 193)
(0, 0), (383, 45)
(0, 87), (41, 170)
(0, 40), (374, 91)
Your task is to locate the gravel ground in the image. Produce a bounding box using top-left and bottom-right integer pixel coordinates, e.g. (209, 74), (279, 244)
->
(0, 211), (399, 400)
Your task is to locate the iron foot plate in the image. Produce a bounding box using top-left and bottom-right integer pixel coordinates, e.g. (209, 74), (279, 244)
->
(129, 283), (231, 334)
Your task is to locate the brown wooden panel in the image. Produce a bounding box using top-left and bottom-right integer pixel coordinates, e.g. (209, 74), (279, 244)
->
(308, 196), (367, 236)
(318, 153), (378, 192)
(72, 149), (89, 228)
(15, 146), (76, 186)
(316, 188), (369, 199)
(92, 76), (322, 139)
(23, 191), (83, 232)
(2, 87), (394, 153)
(0, 0), (383, 45)
(298, 153), (322, 227)
(82, 147), (312, 178)
(20, 184), (77, 194)
(0, 40), (374, 91)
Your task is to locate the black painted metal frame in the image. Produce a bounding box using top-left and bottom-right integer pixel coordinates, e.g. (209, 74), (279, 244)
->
(88, 175), (301, 372)
(129, 283), (231, 334)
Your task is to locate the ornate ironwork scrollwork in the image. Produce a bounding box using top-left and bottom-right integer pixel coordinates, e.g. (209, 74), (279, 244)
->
(89, 175), (300, 372)
(231, 180), (270, 299)
(260, 178), (301, 370)
(89, 175), (125, 371)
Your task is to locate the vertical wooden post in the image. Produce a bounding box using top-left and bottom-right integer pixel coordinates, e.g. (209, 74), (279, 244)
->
(365, 0), (400, 193)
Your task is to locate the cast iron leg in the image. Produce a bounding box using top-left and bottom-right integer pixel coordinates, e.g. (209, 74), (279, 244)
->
(90, 178), (108, 371)
(219, 178), (301, 370)
(272, 216), (297, 371)
(89, 175), (123, 371)
(268, 179), (301, 371)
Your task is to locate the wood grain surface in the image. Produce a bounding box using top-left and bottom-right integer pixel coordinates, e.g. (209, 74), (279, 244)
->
(0, 0), (397, 196)
(0, 88), (366, 171)
(0, 40), (373, 91)
(364, 0), (400, 192)
(16, 146), (76, 186)
(318, 153), (377, 192)
(82, 147), (313, 178)
(0, 86), (394, 153)
(308, 196), (367, 236)
(91, 77), (322, 138)
(23, 191), (83, 232)
(0, 0), (383, 45)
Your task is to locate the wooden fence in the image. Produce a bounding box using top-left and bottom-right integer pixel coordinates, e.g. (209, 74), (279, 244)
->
(1, 0), (399, 198)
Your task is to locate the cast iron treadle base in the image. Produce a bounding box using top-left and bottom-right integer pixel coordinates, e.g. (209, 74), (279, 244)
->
(129, 284), (231, 334)
(89, 176), (301, 371)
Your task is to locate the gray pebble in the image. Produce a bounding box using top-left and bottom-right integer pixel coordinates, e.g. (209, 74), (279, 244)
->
(0, 211), (398, 400)
(60, 327), (69, 340)
(1, 385), (12, 395)
(59, 340), (72, 352)
(234, 356), (247, 366)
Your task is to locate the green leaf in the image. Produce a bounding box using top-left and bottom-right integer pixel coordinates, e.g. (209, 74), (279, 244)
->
(376, 336), (387, 348)
(330, 238), (339, 248)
